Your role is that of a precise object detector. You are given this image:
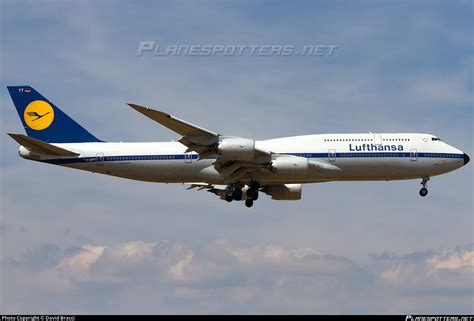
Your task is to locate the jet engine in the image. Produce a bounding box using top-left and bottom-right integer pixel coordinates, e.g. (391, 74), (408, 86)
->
(217, 137), (255, 161)
(270, 156), (309, 178)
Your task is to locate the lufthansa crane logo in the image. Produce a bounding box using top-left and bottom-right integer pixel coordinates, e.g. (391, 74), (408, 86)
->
(24, 100), (55, 130)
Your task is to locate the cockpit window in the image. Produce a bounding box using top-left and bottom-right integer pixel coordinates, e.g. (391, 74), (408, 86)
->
(431, 137), (441, 141)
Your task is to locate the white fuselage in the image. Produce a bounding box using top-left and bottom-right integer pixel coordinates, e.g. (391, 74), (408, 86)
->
(21, 133), (466, 185)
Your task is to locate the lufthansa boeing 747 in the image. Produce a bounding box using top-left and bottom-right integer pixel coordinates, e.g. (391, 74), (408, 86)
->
(7, 86), (470, 208)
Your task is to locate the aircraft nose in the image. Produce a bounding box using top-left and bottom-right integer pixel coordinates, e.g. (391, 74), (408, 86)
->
(464, 153), (470, 165)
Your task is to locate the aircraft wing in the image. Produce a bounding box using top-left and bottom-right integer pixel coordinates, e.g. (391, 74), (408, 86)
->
(128, 104), (339, 184)
(127, 103), (271, 161)
(127, 104), (218, 138)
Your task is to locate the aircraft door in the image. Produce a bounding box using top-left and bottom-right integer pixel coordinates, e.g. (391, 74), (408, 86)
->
(373, 133), (382, 145)
(410, 149), (417, 161)
(185, 152), (193, 164)
(96, 152), (105, 166)
(328, 149), (336, 162)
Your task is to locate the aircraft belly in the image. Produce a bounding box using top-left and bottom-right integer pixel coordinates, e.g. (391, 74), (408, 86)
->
(59, 153), (463, 184)
(329, 157), (450, 180)
(65, 159), (219, 183)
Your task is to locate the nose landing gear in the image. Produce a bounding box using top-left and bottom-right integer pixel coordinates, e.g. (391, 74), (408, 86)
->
(419, 177), (429, 197)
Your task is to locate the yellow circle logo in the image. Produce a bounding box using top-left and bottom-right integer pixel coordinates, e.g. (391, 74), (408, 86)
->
(24, 100), (55, 130)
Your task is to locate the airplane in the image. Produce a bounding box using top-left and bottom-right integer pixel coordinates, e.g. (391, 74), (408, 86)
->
(7, 86), (470, 208)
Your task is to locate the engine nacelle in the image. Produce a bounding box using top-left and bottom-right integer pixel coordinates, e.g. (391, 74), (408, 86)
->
(265, 184), (302, 200)
(217, 137), (255, 161)
(271, 156), (309, 178)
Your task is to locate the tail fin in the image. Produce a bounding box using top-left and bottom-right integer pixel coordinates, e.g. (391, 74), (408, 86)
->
(7, 86), (101, 143)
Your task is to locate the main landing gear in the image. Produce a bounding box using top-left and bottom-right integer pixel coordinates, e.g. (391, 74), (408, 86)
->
(245, 199), (254, 208)
(244, 182), (260, 208)
(419, 177), (429, 197)
(225, 184), (238, 202)
(246, 181), (260, 201)
(225, 182), (260, 208)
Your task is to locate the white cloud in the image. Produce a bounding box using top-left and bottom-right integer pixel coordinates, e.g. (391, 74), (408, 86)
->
(101, 241), (155, 261)
(427, 249), (474, 270)
(377, 246), (474, 296)
(56, 245), (105, 274)
(168, 250), (193, 282)
(2, 240), (472, 313)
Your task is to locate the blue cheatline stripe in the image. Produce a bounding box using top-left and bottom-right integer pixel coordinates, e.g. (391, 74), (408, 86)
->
(42, 153), (198, 165)
(40, 152), (464, 165)
(291, 152), (464, 159)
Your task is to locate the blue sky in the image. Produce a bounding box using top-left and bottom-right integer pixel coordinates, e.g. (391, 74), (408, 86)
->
(1, 0), (473, 314)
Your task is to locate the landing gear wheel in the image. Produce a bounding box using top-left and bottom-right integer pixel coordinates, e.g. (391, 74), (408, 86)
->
(225, 194), (233, 202)
(246, 189), (259, 200)
(245, 199), (254, 208)
(225, 184), (235, 197)
(233, 188), (243, 201)
(419, 188), (428, 197)
(251, 190), (258, 200)
(419, 177), (430, 197)
(247, 181), (260, 200)
(250, 181), (260, 190)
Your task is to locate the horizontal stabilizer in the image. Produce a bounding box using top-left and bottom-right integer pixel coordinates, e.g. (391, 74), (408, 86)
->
(8, 133), (79, 157)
